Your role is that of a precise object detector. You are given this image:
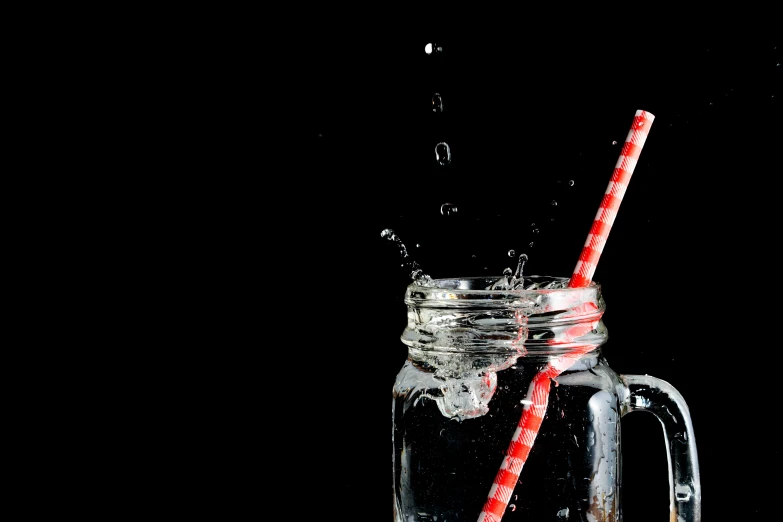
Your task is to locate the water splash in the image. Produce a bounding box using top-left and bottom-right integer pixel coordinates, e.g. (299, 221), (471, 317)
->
(487, 254), (528, 290)
(381, 228), (435, 286)
(380, 228), (408, 259)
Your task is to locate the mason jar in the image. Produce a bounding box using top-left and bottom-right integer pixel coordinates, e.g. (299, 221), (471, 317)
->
(392, 275), (701, 522)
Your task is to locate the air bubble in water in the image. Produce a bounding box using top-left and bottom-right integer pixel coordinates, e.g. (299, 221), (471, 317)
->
(551, 200), (557, 206)
(508, 249), (515, 257)
(440, 203), (458, 216)
(568, 180), (574, 186)
(612, 140), (618, 145)
(532, 228), (539, 234)
(529, 242), (534, 248)
(435, 142), (451, 165)
(636, 120), (645, 128)
(432, 93), (443, 113)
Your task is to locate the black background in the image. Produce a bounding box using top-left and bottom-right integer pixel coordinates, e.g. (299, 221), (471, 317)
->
(282, 28), (783, 521)
(287, 31), (781, 521)
(30, 16), (781, 522)
(168, 27), (781, 521)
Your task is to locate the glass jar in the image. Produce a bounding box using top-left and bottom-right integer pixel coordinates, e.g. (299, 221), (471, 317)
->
(392, 275), (701, 521)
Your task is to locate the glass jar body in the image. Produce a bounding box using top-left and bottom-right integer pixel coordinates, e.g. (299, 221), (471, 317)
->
(391, 276), (700, 522)
(393, 351), (622, 521)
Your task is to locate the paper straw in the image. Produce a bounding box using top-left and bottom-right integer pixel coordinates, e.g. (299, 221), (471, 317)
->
(570, 110), (655, 288)
(477, 110), (655, 522)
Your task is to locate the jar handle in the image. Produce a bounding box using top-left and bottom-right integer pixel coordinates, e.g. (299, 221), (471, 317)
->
(619, 374), (702, 522)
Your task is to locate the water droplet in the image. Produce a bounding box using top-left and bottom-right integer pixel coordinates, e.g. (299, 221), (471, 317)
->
(508, 249), (515, 257)
(612, 140), (618, 145)
(424, 42), (442, 54)
(440, 203), (458, 216)
(432, 93), (443, 113)
(551, 200), (557, 207)
(435, 142), (451, 165)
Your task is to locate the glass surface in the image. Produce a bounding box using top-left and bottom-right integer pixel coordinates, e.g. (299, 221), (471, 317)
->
(392, 276), (700, 521)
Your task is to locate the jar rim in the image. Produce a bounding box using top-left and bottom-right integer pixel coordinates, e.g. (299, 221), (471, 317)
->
(406, 275), (600, 306)
(409, 274), (598, 289)
(402, 274), (606, 352)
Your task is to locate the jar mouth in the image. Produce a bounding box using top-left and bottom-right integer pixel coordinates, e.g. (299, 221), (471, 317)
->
(402, 275), (606, 354)
(405, 275), (601, 309)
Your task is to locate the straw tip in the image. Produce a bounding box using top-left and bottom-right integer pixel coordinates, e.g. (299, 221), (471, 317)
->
(636, 109), (655, 120)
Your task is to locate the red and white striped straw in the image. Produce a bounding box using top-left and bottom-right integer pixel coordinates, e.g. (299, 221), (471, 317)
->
(477, 110), (655, 522)
(570, 110), (655, 287)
